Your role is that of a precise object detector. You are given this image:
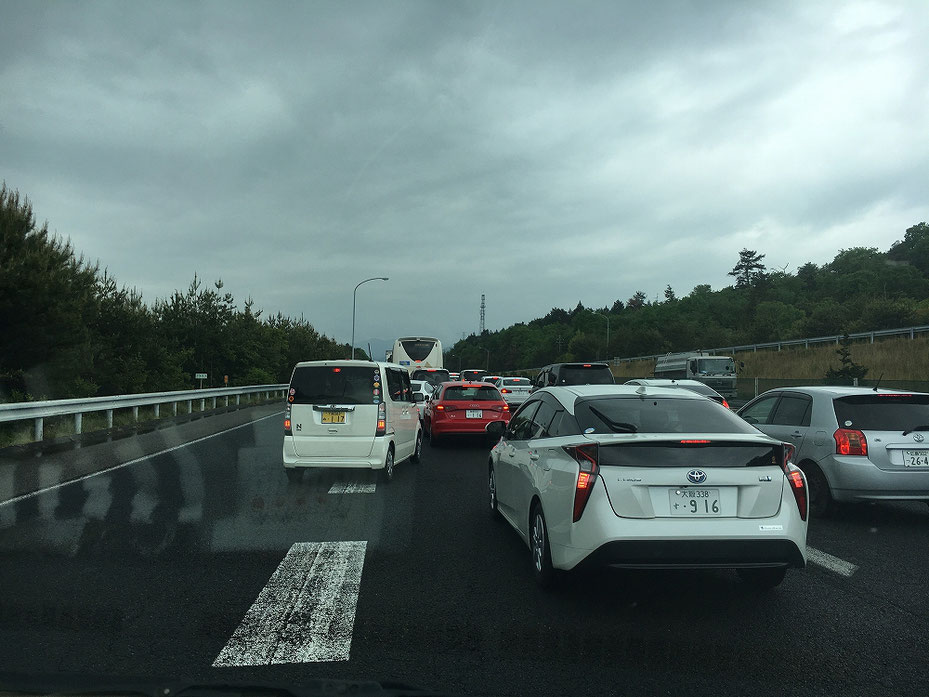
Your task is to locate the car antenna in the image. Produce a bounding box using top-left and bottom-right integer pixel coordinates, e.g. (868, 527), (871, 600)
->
(872, 373), (884, 392)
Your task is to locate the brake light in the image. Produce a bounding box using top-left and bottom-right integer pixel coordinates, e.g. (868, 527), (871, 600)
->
(332, 367), (341, 373)
(563, 443), (599, 522)
(582, 364), (592, 367)
(721, 399), (730, 409)
(834, 428), (868, 456)
(284, 405), (292, 435)
(501, 388), (510, 393)
(502, 404), (509, 412)
(780, 443), (806, 521)
(376, 402), (386, 436)
(786, 469), (807, 521)
(679, 439), (711, 444)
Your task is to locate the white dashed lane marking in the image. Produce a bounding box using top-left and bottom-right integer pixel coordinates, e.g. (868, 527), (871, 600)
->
(806, 546), (858, 577)
(213, 541), (367, 666)
(328, 482), (376, 494)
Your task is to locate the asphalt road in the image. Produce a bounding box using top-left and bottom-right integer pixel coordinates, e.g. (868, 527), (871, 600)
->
(1, 408), (928, 696)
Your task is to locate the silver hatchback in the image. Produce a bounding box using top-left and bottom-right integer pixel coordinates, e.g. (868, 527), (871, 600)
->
(738, 387), (929, 516)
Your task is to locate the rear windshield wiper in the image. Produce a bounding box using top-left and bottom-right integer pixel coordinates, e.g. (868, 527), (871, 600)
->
(902, 424), (929, 436)
(588, 406), (637, 433)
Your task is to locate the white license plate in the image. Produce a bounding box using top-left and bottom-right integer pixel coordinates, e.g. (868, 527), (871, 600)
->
(670, 488), (720, 516)
(466, 410), (483, 418)
(903, 450), (929, 467)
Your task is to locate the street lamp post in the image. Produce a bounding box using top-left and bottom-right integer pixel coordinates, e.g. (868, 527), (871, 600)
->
(593, 312), (611, 359)
(351, 277), (389, 359)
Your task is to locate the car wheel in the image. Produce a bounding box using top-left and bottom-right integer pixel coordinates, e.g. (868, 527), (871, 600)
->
(530, 505), (557, 588)
(285, 468), (302, 484)
(737, 566), (787, 589)
(489, 465), (501, 520)
(410, 430), (423, 463)
(800, 461), (834, 518)
(382, 447), (395, 483)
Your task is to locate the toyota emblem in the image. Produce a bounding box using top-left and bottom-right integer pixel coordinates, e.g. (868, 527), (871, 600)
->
(915, 433), (925, 443)
(687, 469), (707, 484)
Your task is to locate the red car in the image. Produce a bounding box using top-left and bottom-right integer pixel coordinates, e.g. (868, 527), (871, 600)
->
(425, 381), (511, 446)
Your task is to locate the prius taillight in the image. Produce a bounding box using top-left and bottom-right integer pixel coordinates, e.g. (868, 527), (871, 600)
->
(780, 443), (807, 521)
(562, 443), (599, 522)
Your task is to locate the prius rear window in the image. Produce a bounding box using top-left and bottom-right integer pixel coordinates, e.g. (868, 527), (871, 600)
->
(290, 366), (376, 405)
(575, 397), (756, 434)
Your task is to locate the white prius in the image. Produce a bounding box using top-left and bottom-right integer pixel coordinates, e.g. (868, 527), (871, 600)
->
(486, 385), (808, 589)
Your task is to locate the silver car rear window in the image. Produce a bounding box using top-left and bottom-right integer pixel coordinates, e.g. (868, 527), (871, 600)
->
(833, 394), (929, 431)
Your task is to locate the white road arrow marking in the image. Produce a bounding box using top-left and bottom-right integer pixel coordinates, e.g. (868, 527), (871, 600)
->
(213, 541), (367, 666)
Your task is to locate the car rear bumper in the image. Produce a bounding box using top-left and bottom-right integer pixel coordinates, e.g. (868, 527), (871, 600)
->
(548, 485), (807, 571)
(568, 538), (806, 572)
(826, 455), (929, 502)
(282, 438), (389, 470)
(431, 417), (509, 435)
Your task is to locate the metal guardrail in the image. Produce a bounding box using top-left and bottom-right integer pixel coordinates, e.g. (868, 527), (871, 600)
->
(612, 324), (929, 364)
(0, 384), (287, 442)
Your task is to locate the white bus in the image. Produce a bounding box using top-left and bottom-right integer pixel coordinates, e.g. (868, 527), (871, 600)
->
(392, 336), (443, 372)
(653, 351), (737, 398)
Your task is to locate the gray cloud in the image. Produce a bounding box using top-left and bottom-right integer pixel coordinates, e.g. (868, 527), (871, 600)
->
(2, 0), (927, 348)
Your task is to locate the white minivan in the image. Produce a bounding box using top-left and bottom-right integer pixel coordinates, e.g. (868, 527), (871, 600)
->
(282, 360), (424, 483)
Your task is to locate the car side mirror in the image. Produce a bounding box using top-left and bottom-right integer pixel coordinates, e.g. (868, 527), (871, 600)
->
(485, 420), (507, 436)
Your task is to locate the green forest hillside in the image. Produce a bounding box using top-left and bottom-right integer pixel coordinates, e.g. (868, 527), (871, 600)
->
(448, 227), (929, 375)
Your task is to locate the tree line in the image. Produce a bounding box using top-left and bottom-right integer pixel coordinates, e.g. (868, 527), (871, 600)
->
(447, 224), (929, 372)
(0, 185), (354, 401)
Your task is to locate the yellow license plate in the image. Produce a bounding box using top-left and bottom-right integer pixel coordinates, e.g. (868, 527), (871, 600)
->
(321, 411), (345, 424)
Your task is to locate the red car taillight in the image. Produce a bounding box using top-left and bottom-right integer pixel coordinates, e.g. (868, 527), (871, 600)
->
(780, 443), (807, 521)
(563, 443), (599, 522)
(721, 399), (730, 409)
(375, 402), (386, 436)
(284, 404), (292, 436)
(834, 428), (868, 456)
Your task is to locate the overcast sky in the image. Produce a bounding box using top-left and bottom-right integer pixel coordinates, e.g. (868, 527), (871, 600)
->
(2, 1), (928, 353)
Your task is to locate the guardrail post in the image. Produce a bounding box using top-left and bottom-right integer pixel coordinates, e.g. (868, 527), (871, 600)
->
(200, 398), (205, 412)
(236, 395), (240, 405)
(225, 396), (229, 407)
(186, 399), (192, 414)
(154, 404), (160, 418)
(870, 332), (874, 344)
(265, 391), (270, 400)
(853, 377), (859, 387)
(754, 377), (759, 397)
(74, 412), (83, 435)
(212, 397), (217, 409)
(106, 409), (113, 428)
(132, 406), (139, 422)
(35, 417), (43, 441)
(911, 328), (915, 339)
(173, 402), (178, 416)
